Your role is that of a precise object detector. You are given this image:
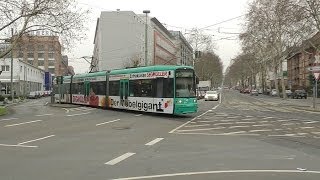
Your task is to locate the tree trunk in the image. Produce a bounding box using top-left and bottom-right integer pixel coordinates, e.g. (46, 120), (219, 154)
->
(274, 64), (279, 97)
(279, 61), (287, 99)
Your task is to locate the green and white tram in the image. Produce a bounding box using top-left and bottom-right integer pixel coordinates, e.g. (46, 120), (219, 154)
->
(55, 65), (197, 115)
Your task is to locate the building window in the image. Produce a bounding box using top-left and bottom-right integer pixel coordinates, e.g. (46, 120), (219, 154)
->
(20, 66), (22, 72)
(18, 51), (24, 58)
(48, 60), (55, 66)
(27, 52), (34, 59)
(38, 53), (44, 59)
(48, 45), (55, 52)
(28, 60), (33, 65)
(48, 52), (54, 59)
(38, 44), (45, 51)
(27, 45), (34, 51)
(48, 68), (55, 73)
(38, 60), (44, 66)
(1, 65), (9, 72)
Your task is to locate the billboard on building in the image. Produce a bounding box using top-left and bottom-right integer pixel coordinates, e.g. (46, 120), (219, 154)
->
(45, 72), (52, 90)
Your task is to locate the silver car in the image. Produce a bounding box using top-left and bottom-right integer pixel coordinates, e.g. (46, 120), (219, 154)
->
(204, 91), (219, 101)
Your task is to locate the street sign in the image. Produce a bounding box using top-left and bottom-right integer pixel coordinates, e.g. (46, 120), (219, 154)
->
(314, 72), (320, 80)
(307, 66), (320, 71)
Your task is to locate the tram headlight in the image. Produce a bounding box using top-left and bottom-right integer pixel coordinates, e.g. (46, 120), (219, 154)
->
(193, 99), (197, 103)
(177, 100), (182, 104)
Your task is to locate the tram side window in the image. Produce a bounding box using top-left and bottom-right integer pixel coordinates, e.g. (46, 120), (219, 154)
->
(156, 78), (173, 98)
(90, 81), (106, 95)
(163, 78), (174, 98)
(72, 83), (84, 94)
(109, 81), (119, 96)
(129, 79), (155, 97)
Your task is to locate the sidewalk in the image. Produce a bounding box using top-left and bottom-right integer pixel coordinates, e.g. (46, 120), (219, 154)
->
(261, 95), (320, 111)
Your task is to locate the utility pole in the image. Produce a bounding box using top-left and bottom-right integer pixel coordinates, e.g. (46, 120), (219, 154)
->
(10, 28), (14, 101)
(143, 10), (150, 66)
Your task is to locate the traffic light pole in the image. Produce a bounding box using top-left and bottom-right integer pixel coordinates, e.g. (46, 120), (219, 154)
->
(316, 80), (318, 109)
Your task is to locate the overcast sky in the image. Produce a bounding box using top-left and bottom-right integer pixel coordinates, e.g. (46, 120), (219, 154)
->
(68, 0), (250, 74)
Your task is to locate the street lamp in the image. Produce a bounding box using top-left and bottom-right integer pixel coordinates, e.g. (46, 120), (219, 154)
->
(143, 10), (150, 66)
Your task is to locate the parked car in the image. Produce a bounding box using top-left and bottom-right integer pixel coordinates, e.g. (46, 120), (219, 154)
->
(27, 91), (37, 99)
(250, 89), (259, 96)
(271, 89), (278, 96)
(292, 89), (307, 99)
(279, 90), (292, 98)
(285, 90), (292, 98)
(243, 88), (251, 94)
(258, 89), (263, 94)
(204, 91), (219, 101)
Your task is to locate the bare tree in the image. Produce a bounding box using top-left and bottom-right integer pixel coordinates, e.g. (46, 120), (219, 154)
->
(0, 0), (90, 58)
(186, 28), (215, 53)
(194, 52), (223, 88)
(241, 0), (309, 98)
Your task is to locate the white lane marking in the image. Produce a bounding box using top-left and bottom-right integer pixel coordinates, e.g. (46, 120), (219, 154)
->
(274, 129), (284, 131)
(105, 152), (135, 165)
(262, 117), (274, 119)
(5, 120), (42, 127)
(62, 108), (70, 113)
(0, 144), (38, 148)
(227, 116), (239, 119)
(0, 117), (18, 122)
(45, 102), (49, 106)
(198, 120), (217, 123)
(277, 120), (290, 122)
(134, 114), (143, 117)
(304, 121), (318, 124)
(252, 124), (273, 127)
(268, 134), (303, 137)
(223, 131), (247, 135)
(177, 127), (225, 132)
(35, 114), (53, 117)
(282, 123), (296, 126)
(235, 121), (255, 124)
(168, 107), (213, 133)
(219, 120), (235, 122)
(249, 129), (272, 132)
(145, 138), (164, 146)
(174, 132), (260, 136)
(18, 135), (55, 145)
(214, 122), (233, 125)
(212, 104), (220, 110)
(311, 132), (320, 134)
(96, 119), (120, 126)
(66, 112), (91, 117)
(228, 125), (249, 129)
(184, 124), (211, 128)
(246, 115), (253, 118)
(241, 118), (254, 121)
(297, 133), (308, 135)
(300, 127), (314, 129)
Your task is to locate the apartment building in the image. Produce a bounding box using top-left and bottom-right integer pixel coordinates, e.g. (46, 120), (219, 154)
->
(92, 10), (192, 71)
(10, 34), (68, 76)
(287, 32), (320, 90)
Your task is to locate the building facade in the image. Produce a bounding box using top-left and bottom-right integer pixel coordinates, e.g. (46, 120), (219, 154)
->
(0, 58), (45, 96)
(287, 32), (320, 90)
(170, 31), (193, 66)
(93, 10), (191, 71)
(10, 35), (69, 76)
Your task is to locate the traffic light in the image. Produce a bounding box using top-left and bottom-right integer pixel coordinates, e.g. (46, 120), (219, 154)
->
(308, 74), (318, 85)
(195, 51), (201, 58)
(56, 76), (63, 84)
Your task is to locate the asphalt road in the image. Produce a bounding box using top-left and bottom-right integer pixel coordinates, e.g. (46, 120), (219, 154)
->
(0, 93), (319, 180)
